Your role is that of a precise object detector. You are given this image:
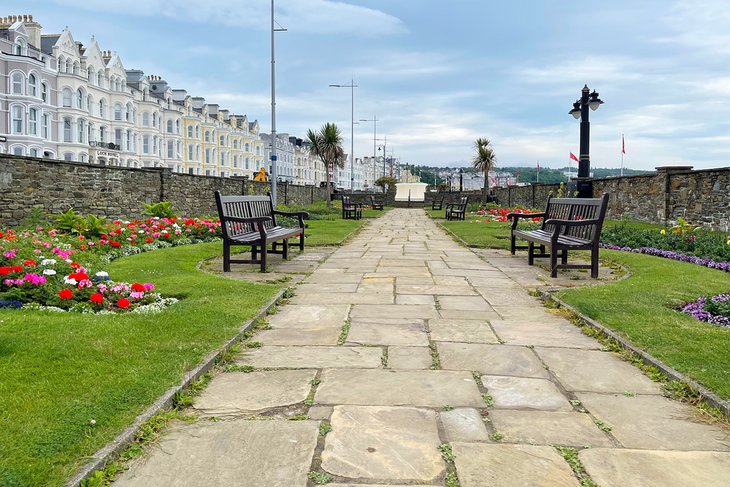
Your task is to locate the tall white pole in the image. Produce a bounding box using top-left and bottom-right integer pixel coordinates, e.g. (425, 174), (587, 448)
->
(620, 133), (624, 177)
(270, 0), (277, 204)
(350, 77), (354, 191)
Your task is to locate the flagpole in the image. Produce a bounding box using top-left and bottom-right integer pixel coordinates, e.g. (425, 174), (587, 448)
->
(536, 161), (539, 183)
(620, 133), (624, 177)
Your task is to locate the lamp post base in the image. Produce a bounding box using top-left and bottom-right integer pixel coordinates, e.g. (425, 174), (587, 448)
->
(575, 178), (593, 198)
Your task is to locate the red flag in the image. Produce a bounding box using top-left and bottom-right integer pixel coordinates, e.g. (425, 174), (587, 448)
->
(569, 152), (579, 162)
(622, 135), (625, 154)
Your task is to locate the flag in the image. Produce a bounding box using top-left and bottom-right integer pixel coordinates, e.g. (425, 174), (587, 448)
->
(622, 134), (625, 154)
(537, 161), (540, 172)
(570, 152), (579, 162)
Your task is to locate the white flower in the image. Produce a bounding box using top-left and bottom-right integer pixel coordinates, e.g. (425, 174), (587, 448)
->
(64, 276), (77, 285)
(41, 258), (57, 266)
(138, 230), (145, 234)
(95, 271), (109, 278)
(43, 269), (57, 276)
(89, 419), (96, 426)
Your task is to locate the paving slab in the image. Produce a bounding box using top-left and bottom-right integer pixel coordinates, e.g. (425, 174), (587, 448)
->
(387, 346), (433, 369)
(535, 348), (663, 394)
(350, 304), (440, 319)
(267, 304), (350, 328)
(193, 370), (316, 416)
(437, 295), (494, 311)
(440, 408), (490, 442)
(490, 320), (600, 349)
(451, 442), (580, 487)
(429, 318), (499, 344)
(241, 346), (383, 369)
(438, 342), (550, 379)
(438, 308), (503, 321)
(482, 375), (572, 411)
(315, 369), (484, 407)
(115, 420), (319, 487)
(321, 405), (444, 481)
(489, 410), (614, 447)
(395, 294), (435, 305)
(579, 448), (730, 487)
(290, 292), (394, 305)
(302, 272), (364, 284)
(347, 319), (429, 346)
(576, 392), (730, 451)
(296, 283), (359, 293)
(256, 326), (341, 345)
(396, 284), (478, 296)
(308, 405), (333, 420)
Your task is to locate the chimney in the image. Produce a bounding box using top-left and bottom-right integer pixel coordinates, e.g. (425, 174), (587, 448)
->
(191, 97), (206, 109)
(23, 14), (42, 48)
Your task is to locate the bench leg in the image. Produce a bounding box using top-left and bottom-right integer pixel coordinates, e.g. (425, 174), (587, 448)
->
(260, 246), (267, 272)
(561, 249), (568, 265)
(282, 239), (289, 260)
(223, 241), (231, 272)
(527, 241), (535, 265)
(539, 244), (546, 255)
(510, 235), (516, 255)
(299, 231), (305, 251)
(252, 245), (258, 261)
(591, 247), (599, 278)
(550, 250), (558, 278)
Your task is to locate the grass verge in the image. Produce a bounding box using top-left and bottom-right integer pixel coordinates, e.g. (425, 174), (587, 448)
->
(0, 242), (279, 486)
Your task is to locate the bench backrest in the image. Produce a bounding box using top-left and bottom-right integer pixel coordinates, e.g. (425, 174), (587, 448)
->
(543, 193), (609, 242)
(457, 196), (468, 209)
(369, 195), (379, 204)
(342, 195), (355, 207)
(215, 191), (276, 240)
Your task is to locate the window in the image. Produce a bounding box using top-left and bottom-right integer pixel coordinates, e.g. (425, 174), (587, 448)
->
(256, 146), (260, 155)
(115, 129), (122, 147)
(41, 83), (48, 103)
(42, 114), (49, 139)
(88, 67), (95, 84)
(167, 120), (173, 133)
(187, 126), (193, 137)
(126, 130), (132, 151)
(142, 112), (149, 127)
(245, 157), (250, 169)
(244, 142), (250, 152)
(114, 104), (122, 121)
(220, 135), (225, 146)
(176, 120), (180, 134)
(63, 118), (72, 142)
(205, 148), (211, 164)
(79, 153), (87, 163)
(73, 62), (80, 76)
(87, 94), (93, 114)
(187, 144), (193, 160)
(152, 113), (157, 128)
(58, 56), (65, 73)
(12, 72), (24, 94)
(99, 126), (106, 143)
(195, 125), (200, 138)
(12, 146), (25, 156)
(220, 152), (225, 165)
(61, 88), (72, 107)
(28, 74), (38, 97)
(11, 106), (24, 134)
(99, 99), (106, 118)
(143, 136), (149, 154)
(167, 140), (174, 158)
(76, 89), (84, 109)
(78, 119), (86, 144)
(233, 140), (238, 150)
(204, 131), (210, 142)
(30, 147), (40, 158)
(233, 155), (238, 167)
(97, 72), (103, 87)
(126, 103), (133, 122)
(28, 108), (38, 135)
(63, 152), (74, 161)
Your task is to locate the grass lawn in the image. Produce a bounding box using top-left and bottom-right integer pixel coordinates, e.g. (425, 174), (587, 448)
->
(426, 208), (730, 401)
(306, 219), (367, 246)
(558, 250), (730, 400)
(0, 243), (279, 486)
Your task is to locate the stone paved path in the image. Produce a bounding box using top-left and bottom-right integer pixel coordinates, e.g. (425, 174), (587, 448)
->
(116, 209), (730, 486)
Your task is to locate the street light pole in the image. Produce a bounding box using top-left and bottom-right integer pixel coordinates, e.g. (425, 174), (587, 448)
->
(359, 116), (377, 192)
(270, 0), (286, 205)
(376, 135), (387, 192)
(329, 79), (358, 191)
(569, 84), (603, 197)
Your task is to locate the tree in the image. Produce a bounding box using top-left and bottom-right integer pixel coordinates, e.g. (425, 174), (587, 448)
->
(472, 138), (496, 204)
(375, 176), (397, 192)
(306, 123), (345, 206)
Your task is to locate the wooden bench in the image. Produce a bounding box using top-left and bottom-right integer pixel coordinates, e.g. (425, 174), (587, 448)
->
(445, 196), (468, 221)
(507, 193), (609, 278)
(342, 195), (362, 220)
(369, 195), (384, 211)
(214, 191), (309, 272)
(430, 197), (445, 210)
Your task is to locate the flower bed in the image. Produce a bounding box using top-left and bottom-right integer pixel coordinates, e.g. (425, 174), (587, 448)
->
(0, 217), (222, 313)
(473, 207), (542, 223)
(681, 294), (730, 328)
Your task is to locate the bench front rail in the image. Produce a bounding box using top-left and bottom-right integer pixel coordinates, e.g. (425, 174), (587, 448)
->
(507, 193), (609, 278)
(215, 191), (308, 272)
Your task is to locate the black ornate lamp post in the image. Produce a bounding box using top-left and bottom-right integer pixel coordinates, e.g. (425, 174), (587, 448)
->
(459, 168), (463, 192)
(569, 85), (603, 197)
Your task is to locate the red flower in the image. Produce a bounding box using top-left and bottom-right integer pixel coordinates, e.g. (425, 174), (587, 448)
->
(11, 266), (23, 273)
(69, 272), (89, 281)
(23, 259), (37, 267)
(90, 293), (104, 304)
(115, 228), (123, 235)
(79, 245), (87, 251)
(145, 238), (153, 243)
(117, 298), (130, 309)
(59, 288), (73, 299)
(185, 219), (195, 226)
(0, 266), (11, 276)
(131, 282), (145, 292)
(70, 262), (81, 269)
(111, 241), (121, 247)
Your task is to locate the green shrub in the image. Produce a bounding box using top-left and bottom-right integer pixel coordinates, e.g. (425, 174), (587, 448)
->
(142, 201), (177, 218)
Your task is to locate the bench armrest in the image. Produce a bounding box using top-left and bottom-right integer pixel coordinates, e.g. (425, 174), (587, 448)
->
(273, 210), (309, 227)
(223, 215), (272, 224)
(507, 212), (545, 230)
(544, 218), (600, 228)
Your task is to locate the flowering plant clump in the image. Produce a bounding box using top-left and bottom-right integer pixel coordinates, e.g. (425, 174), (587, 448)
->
(681, 294), (730, 328)
(472, 207), (543, 223)
(0, 215), (221, 313)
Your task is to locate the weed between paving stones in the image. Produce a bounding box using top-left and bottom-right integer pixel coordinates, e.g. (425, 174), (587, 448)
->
(307, 470), (333, 485)
(429, 341), (441, 369)
(557, 447), (599, 487)
(337, 320), (351, 345)
(438, 443), (461, 487)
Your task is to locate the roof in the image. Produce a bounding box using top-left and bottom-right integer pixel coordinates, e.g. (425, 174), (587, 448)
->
(40, 34), (59, 55)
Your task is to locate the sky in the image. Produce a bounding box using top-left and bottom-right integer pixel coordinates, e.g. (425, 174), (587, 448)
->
(9, 0), (730, 170)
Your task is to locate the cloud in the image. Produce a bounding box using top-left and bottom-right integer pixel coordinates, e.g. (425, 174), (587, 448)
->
(50, 0), (405, 36)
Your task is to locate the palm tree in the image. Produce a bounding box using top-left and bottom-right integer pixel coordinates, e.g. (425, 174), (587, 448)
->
(307, 123), (345, 206)
(472, 138), (496, 204)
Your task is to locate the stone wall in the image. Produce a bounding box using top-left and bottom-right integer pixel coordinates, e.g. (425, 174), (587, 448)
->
(493, 166), (730, 230)
(0, 154), (329, 226)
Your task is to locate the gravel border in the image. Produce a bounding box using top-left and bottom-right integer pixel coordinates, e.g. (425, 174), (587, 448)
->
(65, 288), (285, 486)
(543, 290), (730, 419)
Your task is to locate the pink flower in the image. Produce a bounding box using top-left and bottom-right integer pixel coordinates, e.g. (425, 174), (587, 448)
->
(130, 291), (144, 299)
(143, 283), (155, 291)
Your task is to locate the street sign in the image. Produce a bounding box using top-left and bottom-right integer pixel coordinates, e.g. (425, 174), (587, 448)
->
(270, 155), (277, 161)
(0, 136), (6, 142)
